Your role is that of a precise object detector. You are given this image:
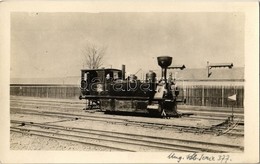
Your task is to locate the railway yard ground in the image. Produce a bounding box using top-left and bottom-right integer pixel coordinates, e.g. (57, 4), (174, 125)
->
(10, 96), (244, 152)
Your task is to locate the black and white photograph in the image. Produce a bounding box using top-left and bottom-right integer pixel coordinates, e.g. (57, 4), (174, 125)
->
(0, 1), (259, 163)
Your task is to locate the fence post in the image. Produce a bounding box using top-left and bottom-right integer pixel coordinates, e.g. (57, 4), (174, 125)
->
(47, 87), (48, 98)
(221, 85), (224, 107)
(202, 85), (204, 106)
(65, 86), (67, 99)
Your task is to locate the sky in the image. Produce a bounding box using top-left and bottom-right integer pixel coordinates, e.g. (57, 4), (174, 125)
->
(11, 12), (244, 79)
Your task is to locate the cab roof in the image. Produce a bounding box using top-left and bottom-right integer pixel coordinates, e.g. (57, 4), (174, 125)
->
(81, 68), (121, 72)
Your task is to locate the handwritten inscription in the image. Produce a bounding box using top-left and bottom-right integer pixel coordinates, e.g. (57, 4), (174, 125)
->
(168, 152), (232, 163)
(168, 153), (184, 163)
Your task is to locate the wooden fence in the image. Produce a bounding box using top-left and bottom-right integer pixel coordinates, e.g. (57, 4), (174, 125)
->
(178, 85), (244, 108)
(10, 85), (80, 99)
(10, 84), (244, 108)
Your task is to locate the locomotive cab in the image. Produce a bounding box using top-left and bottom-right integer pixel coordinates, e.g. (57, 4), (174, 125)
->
(80, 68), (123, 98)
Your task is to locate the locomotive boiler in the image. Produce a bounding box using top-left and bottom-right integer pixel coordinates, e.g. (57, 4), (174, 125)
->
(79, 56), (185, 117)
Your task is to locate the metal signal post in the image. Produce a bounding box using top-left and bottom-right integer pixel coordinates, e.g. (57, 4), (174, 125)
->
(207, 61), (233, 77)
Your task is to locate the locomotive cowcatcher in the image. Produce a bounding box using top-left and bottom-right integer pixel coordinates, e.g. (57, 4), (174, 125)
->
(79, 56), (186, 117)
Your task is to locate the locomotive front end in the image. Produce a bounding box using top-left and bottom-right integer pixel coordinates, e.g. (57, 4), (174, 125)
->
(146, 56), (182, 117)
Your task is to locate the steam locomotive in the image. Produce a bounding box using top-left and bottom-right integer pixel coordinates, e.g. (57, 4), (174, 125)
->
(79, 56), (186, 117)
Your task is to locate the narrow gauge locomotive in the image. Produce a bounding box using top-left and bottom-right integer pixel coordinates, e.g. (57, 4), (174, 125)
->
(79, 56), (186, 117)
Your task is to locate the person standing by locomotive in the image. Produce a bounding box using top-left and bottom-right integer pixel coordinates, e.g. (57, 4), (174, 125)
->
(166, 72), (175, 99)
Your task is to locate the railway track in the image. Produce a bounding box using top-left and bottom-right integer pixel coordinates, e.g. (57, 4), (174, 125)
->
(10, 97), (244, 120)
(11, 107), (244, 137)
(11, 120), (243, 152)
(10, 96), (85, 104)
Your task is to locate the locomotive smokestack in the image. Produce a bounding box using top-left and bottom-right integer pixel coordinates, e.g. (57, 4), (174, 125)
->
(157, 56), (172, 69)
(122, 64), (126, 80)
(157, 56), (172, 82)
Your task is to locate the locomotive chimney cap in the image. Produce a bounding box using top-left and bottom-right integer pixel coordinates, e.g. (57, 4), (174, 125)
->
(157, 56), (172, 69)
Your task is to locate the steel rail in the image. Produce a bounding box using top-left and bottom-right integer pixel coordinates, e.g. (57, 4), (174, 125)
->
(11, 98), (244, 118)
(11, 99), (245, 124)
(10, 98), (85, 104)
(11, 128), (134, 152)
(11, 108), (220, 132)
(11, 108), (244, 137)
(11, 120), (243, 152)
(11, 126), (192, 152)
(10, 123), (212, 152)
(178, 107), (244, 114)
(11, 108), (128, 123)
(11, 107), (128, 121)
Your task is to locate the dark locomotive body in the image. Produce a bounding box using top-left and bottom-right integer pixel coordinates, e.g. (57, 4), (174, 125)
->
(79, 56), (185, 117)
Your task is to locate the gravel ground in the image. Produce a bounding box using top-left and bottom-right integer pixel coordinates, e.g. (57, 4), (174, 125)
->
(10, 131), (113, 151)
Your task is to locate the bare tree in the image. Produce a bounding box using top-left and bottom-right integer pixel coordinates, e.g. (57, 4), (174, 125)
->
(81, 43), (106, 69)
